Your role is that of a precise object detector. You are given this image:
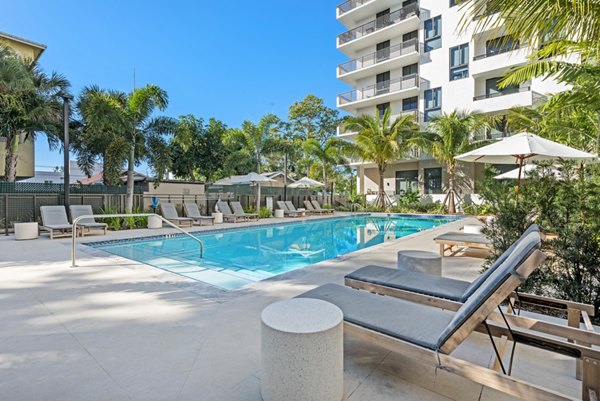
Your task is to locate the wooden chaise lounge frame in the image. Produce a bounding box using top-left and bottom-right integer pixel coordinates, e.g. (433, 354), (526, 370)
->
(434, 232), (493, 256)
(344, 255), (599, 401)
(308, 250), (599, 401)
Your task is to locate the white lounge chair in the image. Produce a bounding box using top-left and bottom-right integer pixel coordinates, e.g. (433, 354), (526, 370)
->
(304, 200), (328, 214)
(70, 205), (107, 236)
(311, 200), (334, 214)
(285, 201), (313, 215)
(216, 201), (245, 222)
(40, 206), (78, 239)
(276, 201), (303, 217)
(160, 203), (193, 227)
(183, 203), (215, 226)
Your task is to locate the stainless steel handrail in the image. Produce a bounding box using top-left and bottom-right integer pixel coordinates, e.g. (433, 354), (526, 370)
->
(71, 213), (204, 268)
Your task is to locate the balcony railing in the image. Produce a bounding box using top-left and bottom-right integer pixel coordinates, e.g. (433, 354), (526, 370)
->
(338, 74), (420, 105)
(473, 86), (530, 101)
(338, 3), (420, 45)
(473, 45), (521, 61)
(338, 39), (419, 75)
(337, 0), (375, 15)
(337, 110), (424, 135)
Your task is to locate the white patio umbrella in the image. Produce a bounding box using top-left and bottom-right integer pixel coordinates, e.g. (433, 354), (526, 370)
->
(455, 132), (596, 195)
(228, 172), (275, 210)
(493, 164), (562, 180)
(288, 177), (325, 201)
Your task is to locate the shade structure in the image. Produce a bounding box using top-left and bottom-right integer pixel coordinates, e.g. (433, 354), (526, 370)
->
(227, 172), (275, 210)
(455, 132), (597, 195)
(288, 177), (325, 188)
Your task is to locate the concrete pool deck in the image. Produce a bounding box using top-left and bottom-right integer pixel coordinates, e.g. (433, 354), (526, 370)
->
(0, 214), (584, 400)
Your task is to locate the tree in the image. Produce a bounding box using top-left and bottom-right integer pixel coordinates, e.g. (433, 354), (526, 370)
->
(224, 113), (280, 174)
(412, 110), (489, 214)
(287, 94), (340, 145)
(0, 44), (70, 182)
(342, 108), (419, 209)
(302, 137), (346, 202)
(75, 84), (175, 213)
(171, 116), (228, 182)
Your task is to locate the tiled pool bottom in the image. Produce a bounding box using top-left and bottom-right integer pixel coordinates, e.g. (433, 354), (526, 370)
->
(88, 215), (460, 290)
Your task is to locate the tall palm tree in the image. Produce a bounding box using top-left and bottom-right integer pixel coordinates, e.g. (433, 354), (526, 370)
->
(342, 108), (419, 208)
(302, 137), (345, 202)
(0, 44), (70, 182)
(224, 113), (280, 174)
(75, 84), (175, 213)
(413, 110), (489, 214)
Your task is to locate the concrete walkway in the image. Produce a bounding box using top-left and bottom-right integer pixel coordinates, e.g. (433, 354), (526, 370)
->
(0, 215), (581, 401)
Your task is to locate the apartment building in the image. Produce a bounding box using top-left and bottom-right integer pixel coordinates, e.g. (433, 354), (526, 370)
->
(335, 1), (567, 200)
(0, 32), (47, 180)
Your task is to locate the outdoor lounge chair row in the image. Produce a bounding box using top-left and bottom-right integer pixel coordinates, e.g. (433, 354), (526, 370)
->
(40, 205), (107, 239)
(275, 200), (334, 217)
(294, 225), (600, 401)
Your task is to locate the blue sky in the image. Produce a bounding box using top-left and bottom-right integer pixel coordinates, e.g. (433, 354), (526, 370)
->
(1, 0), (348, 172)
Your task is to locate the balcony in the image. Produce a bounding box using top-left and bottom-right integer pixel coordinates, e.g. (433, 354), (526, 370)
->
(337, 39), (419, 83)
(336, 0), (408, 28)
(337, 74), (420, 111)
(337, 0), (375, 17)
(471, 46), (528, 77)
(473, 86), (534, 113)
(337, 3), (420, 55)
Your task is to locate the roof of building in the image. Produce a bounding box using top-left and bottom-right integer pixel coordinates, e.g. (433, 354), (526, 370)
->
(0, 31), (47, 61)
(78, 170), (148, 185)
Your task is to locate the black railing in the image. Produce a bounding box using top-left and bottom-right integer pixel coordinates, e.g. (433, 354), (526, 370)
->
(473, 86), (530, 101)
(338, 39), (419, 75)
(338, 75), (420, 105)
(338, 3), (420, 45)
(337, 0), (375, 15)
(473, 45), (521, 61)
(337, 110), (425, 135)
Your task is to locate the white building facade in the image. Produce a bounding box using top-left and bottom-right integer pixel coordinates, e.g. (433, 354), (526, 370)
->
(335, 0), (567, 200)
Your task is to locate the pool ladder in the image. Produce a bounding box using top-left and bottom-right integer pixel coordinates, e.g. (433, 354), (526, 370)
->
(71, 213), (204, 268)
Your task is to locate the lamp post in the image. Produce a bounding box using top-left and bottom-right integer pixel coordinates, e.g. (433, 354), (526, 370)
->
(61, 94), (73, 215)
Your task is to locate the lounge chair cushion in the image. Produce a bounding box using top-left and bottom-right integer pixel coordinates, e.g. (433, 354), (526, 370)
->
(298, 283), (454, 350)
(40, 206), (70, 227)
(70, 205), (97, 225)
(437, 230), (541, 347)
(434, 232), (492, 245)
(346, 265), (470, 302)
(463, 224), (539, 299)
(217, 201), (234, 216)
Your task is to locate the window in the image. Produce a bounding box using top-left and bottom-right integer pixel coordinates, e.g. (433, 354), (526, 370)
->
(376, 40), (390, 62)
(424, 16), (442, 52)
(485, 77), (519, 97)
(424, 168), (442, 194)
(396, 170), (418, 194)
(376, 9), (390, 29)
(402, 0), (418, 6)
(486, 35), (518, 55)
(402, 30), (418, 42)
(402, 63), (418, 77)
(402, 96), (418, 111)
(449, 0), (462, 6)
(449, 43), (469, 81)
(424, 87), (441, 121)
(376, 71), (390, 95)
(376, 102), (390, 117)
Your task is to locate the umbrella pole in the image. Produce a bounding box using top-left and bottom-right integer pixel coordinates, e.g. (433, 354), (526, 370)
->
(256, 182), (261, 211)
(516, 157), (524, 200)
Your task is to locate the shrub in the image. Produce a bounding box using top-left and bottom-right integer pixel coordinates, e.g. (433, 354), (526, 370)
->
(99, 206), (121, 231)
(258, 207), (272, 218)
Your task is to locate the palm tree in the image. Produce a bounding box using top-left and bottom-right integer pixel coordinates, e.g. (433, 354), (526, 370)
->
(412, 110), (489, 214)
(342, 108), (419, 209)
(224, 113), (280, 174)
(0, 44), (70, 182)
(75, 84), (175, 213)
(302, 137), (345, 202)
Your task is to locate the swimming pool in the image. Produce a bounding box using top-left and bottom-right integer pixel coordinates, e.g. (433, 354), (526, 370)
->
(89, 215), (459, 290)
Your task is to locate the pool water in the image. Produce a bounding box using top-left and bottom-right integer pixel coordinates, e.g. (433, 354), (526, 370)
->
(89, 215), (458, 290)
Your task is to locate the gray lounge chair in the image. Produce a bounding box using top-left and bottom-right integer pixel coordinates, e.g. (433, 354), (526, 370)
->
(285, 201), (312, 215)
(160, 203), (193, 227)
(183, 203), (215, 226)
(276, 201), (303, 217)
(346, 225), (540, 304)
(70, 205), (107, 237)
(434, 231), (492, 256)
(304, 200), (327, 214)
(216, 201), (245, 222)
(230, 201), (259, 221)
(297, 232), (600, 400)
(40, 206), (78, 239)
(311, 200), (334, 214)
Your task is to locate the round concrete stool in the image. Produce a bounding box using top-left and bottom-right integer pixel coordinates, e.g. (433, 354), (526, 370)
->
(14, 222), (38, 240)
(261, 298), (343, 401)
(397, 250), (442, 276)
(274, 209), (285, 218)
